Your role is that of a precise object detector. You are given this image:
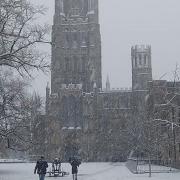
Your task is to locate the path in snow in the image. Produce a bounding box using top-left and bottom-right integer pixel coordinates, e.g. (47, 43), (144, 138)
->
(0, 162), (180, 180)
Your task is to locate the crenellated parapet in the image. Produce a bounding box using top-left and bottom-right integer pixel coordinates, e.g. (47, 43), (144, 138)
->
(131, 45), (151, 53)
(54, 0), (99, 24)
(103, 87), (132, 93)
(132, 44), (152, 91)
(61, 17), (89, 25)
(61, 83), (83, 90)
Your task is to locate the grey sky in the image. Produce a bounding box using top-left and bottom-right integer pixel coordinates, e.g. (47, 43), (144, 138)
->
(31, 0), (180, 96)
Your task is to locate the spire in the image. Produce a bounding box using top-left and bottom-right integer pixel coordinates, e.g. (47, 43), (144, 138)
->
(106, 75), (110, 92)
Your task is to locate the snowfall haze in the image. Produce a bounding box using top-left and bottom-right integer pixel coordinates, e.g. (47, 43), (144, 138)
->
(1, 163), (180, 180)
(31, 0), (180, 96)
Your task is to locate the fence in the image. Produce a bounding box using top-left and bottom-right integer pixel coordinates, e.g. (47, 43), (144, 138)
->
(126, 158), (180, 174)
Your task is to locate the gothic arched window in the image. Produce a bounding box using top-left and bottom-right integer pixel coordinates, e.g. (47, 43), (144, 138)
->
(135, 57), (137, 67)
(64, 0), (70, 16)
(72, 0), (79, 8)
(139, 54), (142, 65)
(81, 32), (87, 47)
(74, 56), (78, 72)
(68, 95), (77, 126)
(65, 57), (71, 72)
(72, 32), (78, 48)
(88, 0), (95, 11)
(71, 0), (81, 16)
(82, 56), (86, 72)
(65, 32), (71, 48)
(62, 96), (68, 123)
(144, 55), (147, 66)
(60, 0), (64, 13)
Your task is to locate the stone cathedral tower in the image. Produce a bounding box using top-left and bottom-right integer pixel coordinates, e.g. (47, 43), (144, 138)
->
(45, 0), (102, 158)
(131, 45), (153, 115)
(44, 0), (157, 161)
(131, 45), (152, 91)
(51, 0), (102, 93)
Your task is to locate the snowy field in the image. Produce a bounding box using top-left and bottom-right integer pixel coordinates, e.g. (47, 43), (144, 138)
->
(0, 162), (180, 180)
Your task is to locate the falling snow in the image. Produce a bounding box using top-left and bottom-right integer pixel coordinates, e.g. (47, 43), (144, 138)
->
(0, 162), (180, 180)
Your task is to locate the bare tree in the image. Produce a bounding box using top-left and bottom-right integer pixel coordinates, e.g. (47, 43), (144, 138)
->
(0, 0), (50, 76)
(146, 66), (180, 167)
(0, 70), (37, 153)
(28, 92), (46, 156)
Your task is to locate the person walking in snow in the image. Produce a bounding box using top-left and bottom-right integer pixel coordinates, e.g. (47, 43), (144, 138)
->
(69, 157), (81, 180)
(34, 156), (48, 180)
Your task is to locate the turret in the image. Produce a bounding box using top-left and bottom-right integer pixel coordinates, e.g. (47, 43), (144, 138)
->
(87, 0), (99, 23)
(131, 45), (152, 91)
(54, 0), (65, 25)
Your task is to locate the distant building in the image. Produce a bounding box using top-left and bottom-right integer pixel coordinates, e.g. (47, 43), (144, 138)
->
(37, 0), (180, 162)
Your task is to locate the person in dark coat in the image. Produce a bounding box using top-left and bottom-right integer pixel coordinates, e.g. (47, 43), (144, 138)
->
(34, 156), (48, 180)
(69, 157), (81, 180)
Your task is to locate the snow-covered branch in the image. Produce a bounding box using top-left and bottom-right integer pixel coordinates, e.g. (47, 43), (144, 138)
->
(0, 0), (51, 76)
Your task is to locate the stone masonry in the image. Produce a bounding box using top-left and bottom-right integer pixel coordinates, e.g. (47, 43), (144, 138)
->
(43, 0), (180, 162)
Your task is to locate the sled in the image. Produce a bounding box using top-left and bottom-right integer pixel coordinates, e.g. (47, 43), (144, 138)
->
(47, 161), (69, 177)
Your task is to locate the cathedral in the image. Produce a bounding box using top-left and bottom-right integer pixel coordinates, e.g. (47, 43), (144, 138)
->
(43, 0), (180, 162)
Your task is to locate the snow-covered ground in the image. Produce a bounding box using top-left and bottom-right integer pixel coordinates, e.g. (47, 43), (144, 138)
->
(0, 159), (27, 163)
(0, 162), (180, 180)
